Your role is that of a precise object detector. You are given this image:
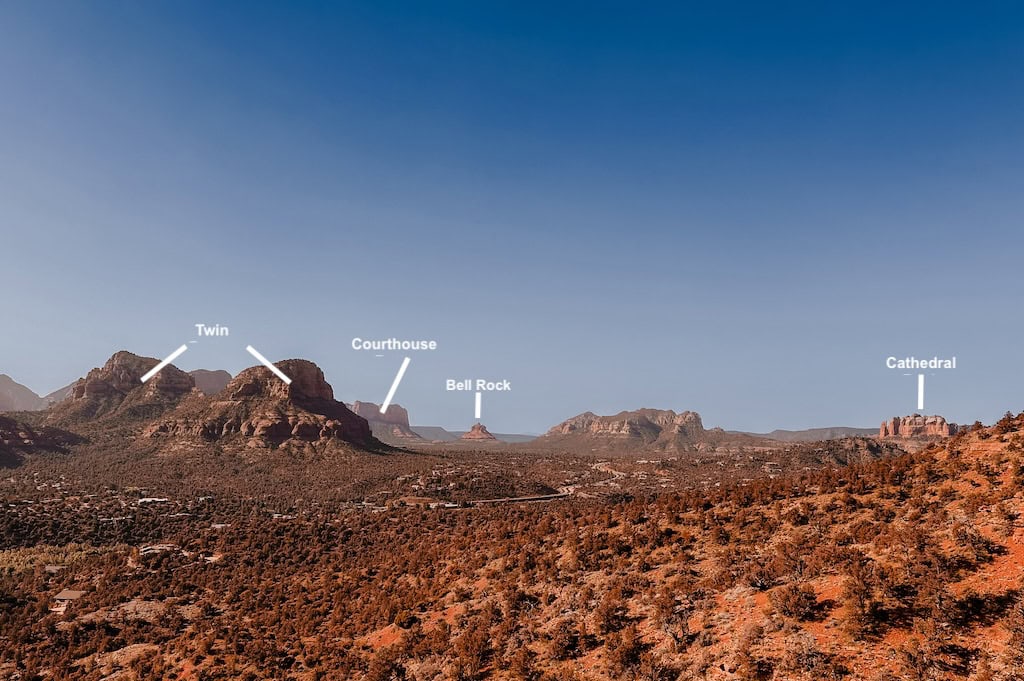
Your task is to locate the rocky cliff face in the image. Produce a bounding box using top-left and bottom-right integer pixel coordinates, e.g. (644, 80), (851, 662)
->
(879, 414), (958, 439)
(47, 351), (195, 424)
(547, 409), (705, 439)
(532, 408), (735, 453)
(461, 423), (497, 441)
(146, 359), (377, 450)
(349, 402), (423, 442)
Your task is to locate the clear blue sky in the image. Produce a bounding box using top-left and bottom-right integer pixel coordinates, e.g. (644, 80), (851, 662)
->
(1, 2), (1022, 433)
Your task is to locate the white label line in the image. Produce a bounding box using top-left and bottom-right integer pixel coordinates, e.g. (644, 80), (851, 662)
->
(917, 374), (925, 411)
(246, 345), (292, 385)
(380, 357), (411, 413)
(474, 392), (482, 419)
(140, 344), (189, 383)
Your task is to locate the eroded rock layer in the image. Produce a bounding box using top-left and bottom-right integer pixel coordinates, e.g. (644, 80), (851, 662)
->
(350, 402), (423, 441)
(880, 414), (958, 439)
(47, 351), (195, 424)
(547, 409), (704, 440)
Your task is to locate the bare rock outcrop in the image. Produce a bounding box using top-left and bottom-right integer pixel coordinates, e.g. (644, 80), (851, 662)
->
(880, 414), (958, 439)
(349, 402), (423, 442)
(48, 351), (195, 425)
(146, 359), (377, 450)
(461, 423), (497, 441)
(546, 409), (705, 440)
(530, 408), (757, 453)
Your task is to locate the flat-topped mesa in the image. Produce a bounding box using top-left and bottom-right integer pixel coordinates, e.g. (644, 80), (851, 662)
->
(528, 408), (740, 453)
(350, 401), (411, 427)
(880, 414), (959, 439)
(349, 402), (423, 441)
(547, 409), (705, 440)
(48, 351), (195, 424)
(146, 359), (377, 449)
(461, 423), (497, 441)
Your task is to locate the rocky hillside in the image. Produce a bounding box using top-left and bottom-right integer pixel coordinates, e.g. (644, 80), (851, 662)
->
(146, 359), (379, 451)
(736, 426), (878, 442)
(0, 415), (82, 467)
(41, 381), (76, 405)
(5, 414), (1023, 680)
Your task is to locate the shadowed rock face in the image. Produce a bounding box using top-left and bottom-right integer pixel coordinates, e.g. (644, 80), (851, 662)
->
(0, 415), (83, 467)
(351, 402), (410, 427)
(880, 414), (958, 439)
(349, 402), (423, 442)
(461, 423), (497, 441)
(48, 351), (195, 424)
(146, 359), (377, 449)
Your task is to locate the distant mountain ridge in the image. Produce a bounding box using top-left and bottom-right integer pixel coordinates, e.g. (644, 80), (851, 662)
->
(411, 425), (459, 442)
(730, 426), (878, 442)
(188, 369), (233, 396)
(42, 382), (77, 405)
(410, 425), (537, 444)
(0, 374), (48, 411)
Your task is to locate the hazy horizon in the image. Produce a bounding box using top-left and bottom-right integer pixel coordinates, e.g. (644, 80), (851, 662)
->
(3, 2), (1022, 434)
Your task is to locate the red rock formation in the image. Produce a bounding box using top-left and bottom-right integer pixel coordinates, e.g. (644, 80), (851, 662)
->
(48, 351), (195, 424)
(349, 402), (423, 442)
(146, 359), (377, 449)
(461, 423), (497, 441)
(879, 414), (958, 439)
(545, 409), (705, 441)
(529, 408), (759, 453)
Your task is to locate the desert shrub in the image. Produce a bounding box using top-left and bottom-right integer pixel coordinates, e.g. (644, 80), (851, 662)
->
(594, 585), (628, 634)
(742, 560), (778, 591)
(547, 619), (580, 660)
(780, 633), (847, 679)
(605, 625), (645, 675)
(769, 582), (819, 621)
